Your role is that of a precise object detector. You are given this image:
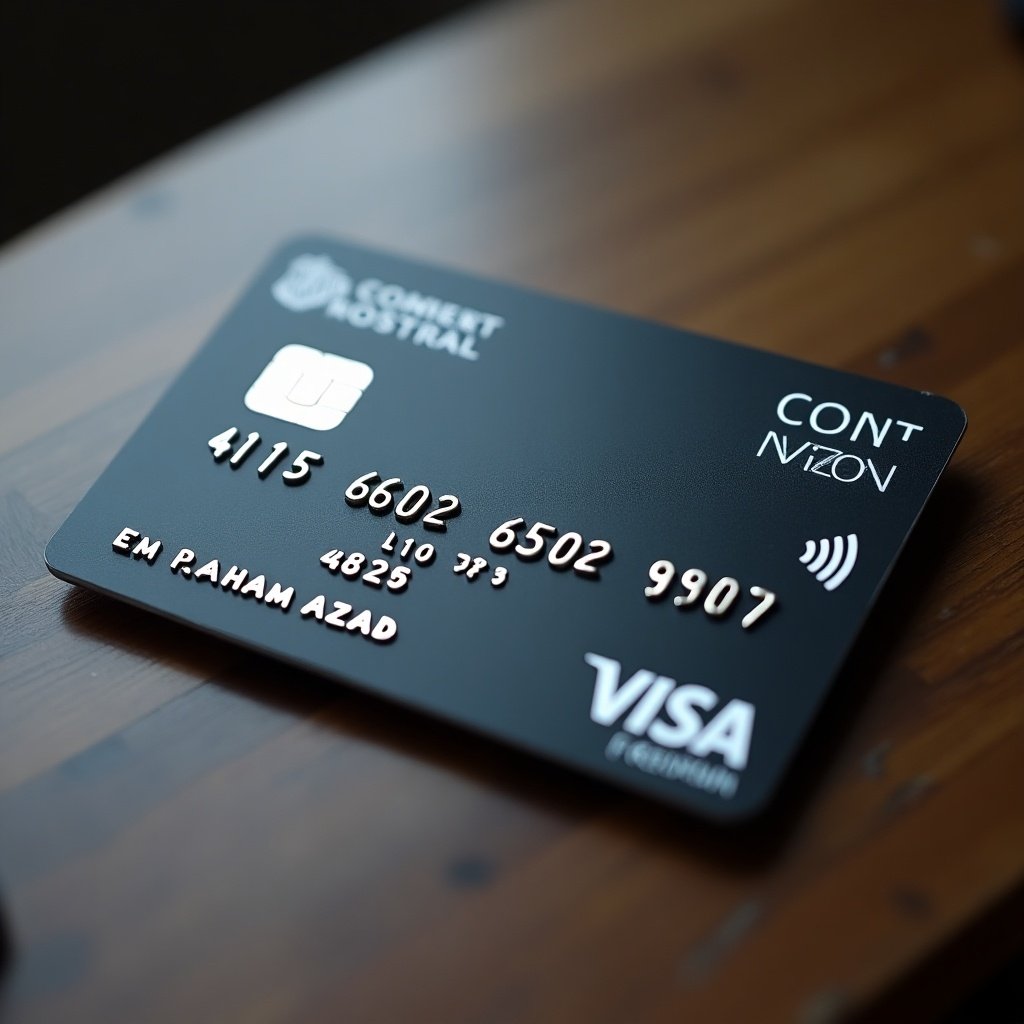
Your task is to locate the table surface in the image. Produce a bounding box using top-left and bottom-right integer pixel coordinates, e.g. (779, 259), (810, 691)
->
(1, 1), (1022, 1021)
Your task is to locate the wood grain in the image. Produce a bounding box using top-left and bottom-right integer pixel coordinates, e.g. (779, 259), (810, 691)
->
(1, 0), (1022, 1020)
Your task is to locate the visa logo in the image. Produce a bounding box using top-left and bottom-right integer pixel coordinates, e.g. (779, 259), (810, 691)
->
(585, 653), (754, 771)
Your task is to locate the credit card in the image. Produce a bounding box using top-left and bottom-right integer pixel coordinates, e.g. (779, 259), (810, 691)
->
(45, 237), (966, 821)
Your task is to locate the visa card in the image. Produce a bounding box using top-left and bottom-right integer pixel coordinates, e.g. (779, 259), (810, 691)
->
(44, 237), (966, 821)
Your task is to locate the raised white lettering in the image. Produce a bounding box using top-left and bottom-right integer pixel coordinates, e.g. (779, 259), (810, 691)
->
(220, 564), (248, 591)
(112, 527), (139, 554)
(193, 559), (220, 584)
(131, 536), (162, 563)
(263, 582), (295, 611)
(169, 548), (196, 574)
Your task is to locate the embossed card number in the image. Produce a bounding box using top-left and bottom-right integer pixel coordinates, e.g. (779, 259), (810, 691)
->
(345, 471), (461, 531)
(209, 426), (323, 485)
(645, 560), (777, 630)
(489, 518), (613, 578)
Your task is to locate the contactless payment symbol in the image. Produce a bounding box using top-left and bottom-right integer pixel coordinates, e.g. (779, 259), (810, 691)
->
(244, 344), (373, 431)
(799, 533), (858, 591)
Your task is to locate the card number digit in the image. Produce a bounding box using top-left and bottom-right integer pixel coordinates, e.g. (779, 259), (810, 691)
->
(741, 586), (776, 629)
(282, 450), (324, 486)
(208, 427), (239, 462)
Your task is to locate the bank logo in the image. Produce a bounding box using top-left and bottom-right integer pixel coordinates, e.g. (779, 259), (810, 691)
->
(268, 252), (506, 364)
(272, 254), (351, 312)
(244, 344), (373, 431)
(799, 533), (858, 591)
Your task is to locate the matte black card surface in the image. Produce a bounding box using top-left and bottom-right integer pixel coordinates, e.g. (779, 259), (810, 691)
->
(45, 238), (966, 820)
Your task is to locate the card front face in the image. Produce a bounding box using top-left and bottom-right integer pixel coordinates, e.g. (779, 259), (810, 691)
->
(45, 237), (966, 820)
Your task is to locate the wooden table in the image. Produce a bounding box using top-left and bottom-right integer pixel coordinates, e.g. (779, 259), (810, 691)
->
(2, 1), (1022, 1020)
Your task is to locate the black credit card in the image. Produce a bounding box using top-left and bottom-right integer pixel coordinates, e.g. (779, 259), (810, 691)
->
(45, 237), (966, 820)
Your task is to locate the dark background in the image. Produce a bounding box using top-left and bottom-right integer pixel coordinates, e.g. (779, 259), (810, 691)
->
(0, 0), (479, 245)
(1, 2), (1022, 1019)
